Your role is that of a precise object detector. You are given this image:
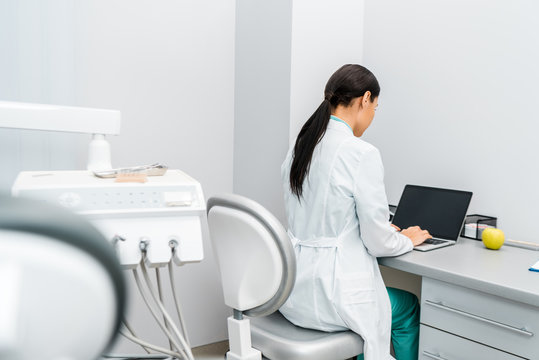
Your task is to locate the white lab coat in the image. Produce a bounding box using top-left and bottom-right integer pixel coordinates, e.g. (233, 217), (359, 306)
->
(280, 120), (413, 360)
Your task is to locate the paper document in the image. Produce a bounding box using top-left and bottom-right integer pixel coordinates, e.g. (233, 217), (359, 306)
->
(529, 260), (539, 272)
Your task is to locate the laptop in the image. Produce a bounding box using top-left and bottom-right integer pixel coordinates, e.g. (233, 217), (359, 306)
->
(391, 185), (473, 251)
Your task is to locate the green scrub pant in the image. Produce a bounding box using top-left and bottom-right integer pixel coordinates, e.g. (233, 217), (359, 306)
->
(357, 287), (420, 360)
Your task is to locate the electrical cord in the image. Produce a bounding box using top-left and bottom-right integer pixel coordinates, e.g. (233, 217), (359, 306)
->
(140, 260), (194, 360)
(168, 259), (191, 347)
(156, 267), (174, 351)
(122, 319), (151, 354)
(132, 268), (189, 359)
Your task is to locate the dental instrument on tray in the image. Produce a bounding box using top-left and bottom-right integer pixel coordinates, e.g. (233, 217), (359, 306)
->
(94, 163), (168, 178)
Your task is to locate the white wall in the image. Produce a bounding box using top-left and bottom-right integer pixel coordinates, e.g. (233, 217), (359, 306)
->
(0, 0), (235, 348)
(289, 0), (365, 147)
(363, 0), (539, 244)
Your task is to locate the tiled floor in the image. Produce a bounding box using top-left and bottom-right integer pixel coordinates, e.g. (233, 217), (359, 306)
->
(103, 341), (229, 360)
(192, 341), (228, 360)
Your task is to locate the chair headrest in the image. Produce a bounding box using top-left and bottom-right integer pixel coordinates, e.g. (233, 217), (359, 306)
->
(207, 193), (296, 317)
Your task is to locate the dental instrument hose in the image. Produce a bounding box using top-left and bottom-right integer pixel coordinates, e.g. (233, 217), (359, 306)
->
(168, 243), (191, 347)
(119, 328), (182, 359)
(132, 268), (189, 360)
(122, 319), (151, 354)
(140, 260), (194, 360)
(156, 267), (174, 351)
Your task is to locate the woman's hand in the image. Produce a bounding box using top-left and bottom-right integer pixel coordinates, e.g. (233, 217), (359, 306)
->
(401, 226), (432, 246)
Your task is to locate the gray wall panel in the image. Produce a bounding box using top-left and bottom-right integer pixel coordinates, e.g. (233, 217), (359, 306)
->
(234, 0), (292, 222)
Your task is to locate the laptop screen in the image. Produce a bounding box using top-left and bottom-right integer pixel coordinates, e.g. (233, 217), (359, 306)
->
(391, 185), (473, 240)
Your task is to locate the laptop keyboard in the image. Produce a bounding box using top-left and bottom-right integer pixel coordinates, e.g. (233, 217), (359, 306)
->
(423, 238), (448, 245)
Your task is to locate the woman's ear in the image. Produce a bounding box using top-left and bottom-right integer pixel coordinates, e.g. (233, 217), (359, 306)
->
(363, 91), (372, 105)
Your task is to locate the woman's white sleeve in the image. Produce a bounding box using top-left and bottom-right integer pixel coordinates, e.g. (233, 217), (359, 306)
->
(353, 147), (413, 257)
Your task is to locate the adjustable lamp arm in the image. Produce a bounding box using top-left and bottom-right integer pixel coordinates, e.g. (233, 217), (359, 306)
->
(0, 101), (121, 171)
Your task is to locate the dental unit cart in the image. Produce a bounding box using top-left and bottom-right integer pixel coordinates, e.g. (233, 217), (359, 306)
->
(12, 169), (206, 360)
(13, 169), (205, 267)
(3, 101), (204, 359)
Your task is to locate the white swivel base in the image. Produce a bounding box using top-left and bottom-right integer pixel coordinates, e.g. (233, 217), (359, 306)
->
(227, 316), (261, 360)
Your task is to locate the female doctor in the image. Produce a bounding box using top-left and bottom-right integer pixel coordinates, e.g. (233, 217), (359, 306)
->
(280, 64), (432, 360)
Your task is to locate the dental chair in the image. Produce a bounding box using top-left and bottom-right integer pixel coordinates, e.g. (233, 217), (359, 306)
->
(207, 194), (363, 360)
(0, 195), (126, 360)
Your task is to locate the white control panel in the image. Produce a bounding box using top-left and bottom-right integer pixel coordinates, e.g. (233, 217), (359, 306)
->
(12, 170), (206, 268)
(12, 170), (203, 213)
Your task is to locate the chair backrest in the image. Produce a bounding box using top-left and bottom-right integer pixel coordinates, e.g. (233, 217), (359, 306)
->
(207, 194), (296, 317)
(0, 195), (125, 360)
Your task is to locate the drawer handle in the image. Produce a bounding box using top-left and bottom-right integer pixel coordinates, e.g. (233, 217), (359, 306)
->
(425, 300), (534, 337)
(422, 351), (448, 360)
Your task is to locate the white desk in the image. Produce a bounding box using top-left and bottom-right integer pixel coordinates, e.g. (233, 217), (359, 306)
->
(379, 238), (539, 360)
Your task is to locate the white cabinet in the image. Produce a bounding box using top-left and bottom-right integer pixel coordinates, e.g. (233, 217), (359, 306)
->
(419, 324), (523, 360)
(420, 277), (539, 359)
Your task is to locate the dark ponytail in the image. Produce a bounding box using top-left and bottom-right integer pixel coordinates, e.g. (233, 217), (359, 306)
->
(289, 99), (331, 199)
(289, 64), (380, 199)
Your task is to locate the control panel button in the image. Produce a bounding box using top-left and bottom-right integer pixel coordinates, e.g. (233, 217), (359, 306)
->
(58, 192), (81, 208)
(164, 191), (192, 207)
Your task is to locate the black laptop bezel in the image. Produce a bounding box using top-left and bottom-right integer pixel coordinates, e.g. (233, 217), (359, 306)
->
(391, 184), (473, 241)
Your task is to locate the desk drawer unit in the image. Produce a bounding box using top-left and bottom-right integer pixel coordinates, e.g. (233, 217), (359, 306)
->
(420, 277), (539, 359)
(419, 324), (524, 360)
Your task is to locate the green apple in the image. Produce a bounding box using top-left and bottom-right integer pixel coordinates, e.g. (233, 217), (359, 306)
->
(482, 228), (505, 250)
